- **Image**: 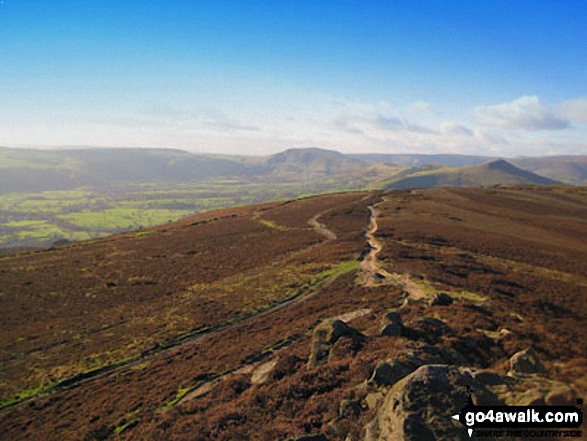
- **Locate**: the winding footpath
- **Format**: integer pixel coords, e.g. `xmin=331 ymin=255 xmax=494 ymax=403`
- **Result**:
xmin=359 ymin=199 xmax=427 ymax=300
xmin=308 ymin=212 xmax=337 ymax=240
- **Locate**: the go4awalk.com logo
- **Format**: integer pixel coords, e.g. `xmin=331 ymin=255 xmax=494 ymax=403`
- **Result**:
xmin=452 ymin=398 xmax=584 ymax=438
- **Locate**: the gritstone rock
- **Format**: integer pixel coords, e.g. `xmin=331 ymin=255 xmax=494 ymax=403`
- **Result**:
xmin=308 ymin=319 xmax=366 ymax=369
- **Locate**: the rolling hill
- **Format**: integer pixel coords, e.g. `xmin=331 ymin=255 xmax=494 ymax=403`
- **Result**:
xmin=0 ymin=148 xmax=252 ymax=194
xmin=509 ymin=155 xmax=587 ymax=185
xmin=384 ymin=159 xmax=559 ymax=189
xmin=349 ymin=153 xmax=494 ymax=168
xmin=352 ymin=153 xmax=587 ymax=185
xmin=0 ymin=186 xmax=585 ymax=440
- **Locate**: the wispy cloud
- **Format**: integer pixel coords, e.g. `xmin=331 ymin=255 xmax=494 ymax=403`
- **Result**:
xmin=375 ymin=116 xmax=436 ymax=134
xmin=474 ymin=96 xmax=569 ymax=130
xmin=439 ymin=122 xmax=473 ymax=137
xmin=94 ymin=106 xmax=260 ymax=133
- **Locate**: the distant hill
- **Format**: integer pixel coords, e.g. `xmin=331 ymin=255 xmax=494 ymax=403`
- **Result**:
xmin=350 ymin=153 xmax=493 ymax=168
xmin=385 ymin=159 xmax=559 ymax=189
xmin=0 ymin=148 xmax=252 ymax=193
xmin=0 ymin=147 xmax=386 ymax=192
xmin=257 ymin=147 xmax=369 ymax=180
xmin=509 ymin=156 xmax=587 ymax=185
xmin=351 ymin=153 xmax=587 ymax=185
xmin=1 ymin=147 xmax=583 ymax=195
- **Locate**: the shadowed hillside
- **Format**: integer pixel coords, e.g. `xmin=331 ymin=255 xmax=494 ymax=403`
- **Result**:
xmin=385 ymin=159 xmax=559 ymax=189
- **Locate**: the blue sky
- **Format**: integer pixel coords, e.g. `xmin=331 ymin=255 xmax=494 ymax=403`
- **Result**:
xmin=1 ymin=0 xmax=586 ymax=156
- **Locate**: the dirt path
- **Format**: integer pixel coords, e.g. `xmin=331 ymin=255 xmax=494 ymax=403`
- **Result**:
xmin=358 ymin=199 xmax=427 ymax=300
xmin=308 ymin=212 xmax=337 ymax=240
xmin=359 ymin=204 xmax=393 ymax=286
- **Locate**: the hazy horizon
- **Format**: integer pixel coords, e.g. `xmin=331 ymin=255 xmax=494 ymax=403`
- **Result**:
xmin=2 ymin=144 xmax=587 ymax=160
xmin=1 ymin=1 xmax=586 ymax=157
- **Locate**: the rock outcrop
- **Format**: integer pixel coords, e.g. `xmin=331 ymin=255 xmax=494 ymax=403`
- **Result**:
xmin=364 ymin=365 xmax=485 ymax=441
xmin=362 ymin=356 xmax=579 ymax=440
xmin=367 ymin=359 xmax=414 ymax=387
xmin=378 ymin=311 xmax=406 ymax=337
xmin=508 ymin=347 xmax=547 ymax=375
xmin=308 ymin=319 xmax=366 ymax=369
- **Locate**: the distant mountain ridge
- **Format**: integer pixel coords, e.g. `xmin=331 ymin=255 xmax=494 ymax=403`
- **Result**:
xmin=385 ymin=159 xmax=559 ymax=189
xmin=0 ymin=146 xmax=584 ymax=194
xmin=352 ymin=152 xmax=587 ymax=185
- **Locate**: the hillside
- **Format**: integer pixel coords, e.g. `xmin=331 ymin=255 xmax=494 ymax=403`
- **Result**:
xmin=1 ymin=186 xmax=586 ymax=440
xmin=509 ymin=156 xmax=587 ymax=185
xmin=352 ymin=153 xmax=587 ymax=185
xmin=0 ymin=148 xmax=252 ymax=194
xmin=350 ymin=153 xmax=493 ymax=168
xmin=385 ymin=159 xmax=559 ymax=189
xmin=0 ymin=147 xmax=382 ymax=193
xmin=258 ymin=147 xmax=370 ymax=180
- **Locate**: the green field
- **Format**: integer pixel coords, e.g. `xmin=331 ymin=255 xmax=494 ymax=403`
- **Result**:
xmin=0 ymin=179 xmax=363 ymax=250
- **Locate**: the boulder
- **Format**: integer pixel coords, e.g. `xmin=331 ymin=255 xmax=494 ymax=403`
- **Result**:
xmin=308 ymin=319 xmax=366 ymax=369
xmin=314 ymin=319 xmax=366 ymax=345
xmin=251 ymin=358 xmax=279 ymax=384
xmin=363 ymin=363 xmax=578 ymax=440
xmin=430 ymin=293 xmax=454 ymax=306
xmin=499 ymin=377 xmax=578 ymax=406
xmin=379 ymin=311 xmax=406 ymax=337
xmin=402 ymin=344 xmax=468 ymax=367
xmin=508 ymin=347 xmax=547 ymax=375
xmin=367 ymin=360 xmax=414 ymax=387
xmin=364 ymin=365 xmax=488 ymax=441
xmin=364 ymin=392 xmax=385 ymax=410
xmin=404 ymin=317 xmax=453 ymax=344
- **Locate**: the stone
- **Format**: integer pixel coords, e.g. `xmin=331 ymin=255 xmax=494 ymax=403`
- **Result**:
xmin=364 ymin=392 xmax=385 ymax=410
xmin=403 ymin=317 xmax=453 ymax=344
xmin=402 ymin=344 xmax=468 ymax=367
xmin=363 ymin=365 xmax=487 ymax=441
xmin=508 ymin=347 xmax=547 ymax=375
xmin=430 ymin=293 xmax=454 ymax=306
xmin=545 ymin=383 xmax=577 ymax=405
xmin=362 ymin=363 xmax=579 ymax=440
xmin=251 ymin=358 xmax=279 ymax=384
xmin=379 ymin=311 xmax=406 ymax=337
xmin=308 ymin=319 xmax=366 ymax=369
xmin=314 ymin=319 xmax=366 ymax=345
xmin=368 ymin=360 xmax=414 ymax=387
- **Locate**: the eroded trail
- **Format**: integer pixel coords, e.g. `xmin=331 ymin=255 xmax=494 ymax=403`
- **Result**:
xmin=359 ymin=198 xmax=427 ymax=300
xmin=359 ymin=204 xmax=393 ymax=286
xmin=308 ymin=212 xmax=337 ymax=240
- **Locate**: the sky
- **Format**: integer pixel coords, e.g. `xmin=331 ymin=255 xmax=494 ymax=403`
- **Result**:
xmin=1 ymin=0 xmax=586 ymax=156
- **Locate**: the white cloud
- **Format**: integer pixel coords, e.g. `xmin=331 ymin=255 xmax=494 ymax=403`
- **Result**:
xmin=375 ymin=116 xmax=436 ymax=134
xmin=474 ymin=95 xmax=569 ymax=130
xmin=473 ymin=129 xmax=509 ymax=145
xmin=439 ymin=122 xmax=473 ymax=137
xmin=556 ymin=98 xmax=587 ymax=122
